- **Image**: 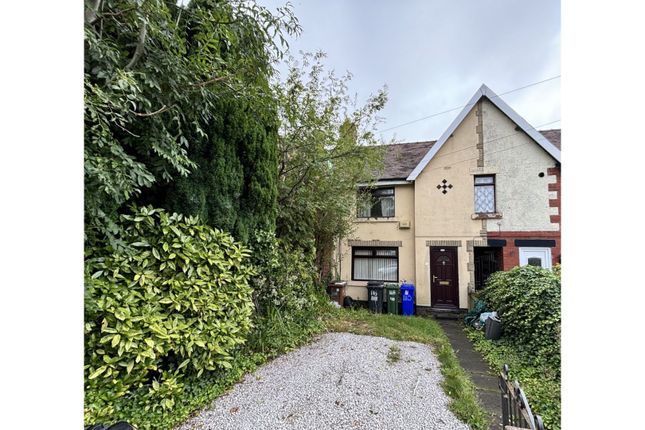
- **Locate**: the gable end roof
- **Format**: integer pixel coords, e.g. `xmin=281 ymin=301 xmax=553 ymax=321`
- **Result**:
xmin=406 ymin=84 xmax=561 ymax=181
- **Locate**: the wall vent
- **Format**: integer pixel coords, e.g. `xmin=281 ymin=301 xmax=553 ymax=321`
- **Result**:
xmin=399 ymin=219 xmax=411 ymax=229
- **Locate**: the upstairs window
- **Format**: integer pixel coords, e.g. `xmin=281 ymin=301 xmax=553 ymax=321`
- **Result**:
xmin=357 ymin=187 xmax=395 ymax=218
xmin=474 ymin=175 xmax=496 ymax=213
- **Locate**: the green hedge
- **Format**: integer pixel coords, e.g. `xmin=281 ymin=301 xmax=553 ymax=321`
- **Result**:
xmin=480 ymin=265 xmax=561 ymax=368
xmin=472 ymin=264 xmax=561 ymax=430
xmin=84 ymin=207 xmax=255 ymax=424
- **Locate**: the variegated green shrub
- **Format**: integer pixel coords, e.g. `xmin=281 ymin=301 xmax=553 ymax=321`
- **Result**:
xmin=481 ymin=265 xmax=561 ymax=369
xmin=84 ymin=207 xmax=254 ymax=422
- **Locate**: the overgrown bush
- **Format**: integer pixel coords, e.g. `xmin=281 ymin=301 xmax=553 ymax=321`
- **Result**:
xmin=91 ymin=348 xmax=262 ymax=430
xmin=248 ymin=231 xmax=321 ymax=318
xmin=84 ymin=207 xmax=255 ymax=424
xmin=481 ymin=265 xmax=561 ymax=367
xmin=247 ymin=302 xmax=328 ymax=360
xmin=245 ymin=230 xmax=330 ymax=356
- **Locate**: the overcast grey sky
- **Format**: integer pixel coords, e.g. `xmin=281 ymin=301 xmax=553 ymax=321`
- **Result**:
xmin=257 ymin=0 xmax=560 ymax=144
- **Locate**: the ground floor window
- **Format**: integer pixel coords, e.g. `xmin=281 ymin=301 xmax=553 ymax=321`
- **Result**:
xmin=519 ymin=247 xmax=552 ymax=270
xmin=352 ymin=247 xmax=398 ymax=281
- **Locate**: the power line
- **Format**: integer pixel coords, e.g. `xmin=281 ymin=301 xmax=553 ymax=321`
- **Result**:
xmin=426 ymin=119 xmax=561 ymax=163
xmin=377 ymin=75 xmax=561 ymax=133
xmin=421 ymin=119 xmax=561 ymax=173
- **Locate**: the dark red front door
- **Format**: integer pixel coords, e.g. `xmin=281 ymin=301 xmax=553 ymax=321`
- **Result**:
xmin=430 ymin=247 xmax=459 ymax=308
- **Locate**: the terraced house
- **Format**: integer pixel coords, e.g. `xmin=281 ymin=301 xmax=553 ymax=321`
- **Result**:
xmin=336 ymin=84 xmax=561 ymax=313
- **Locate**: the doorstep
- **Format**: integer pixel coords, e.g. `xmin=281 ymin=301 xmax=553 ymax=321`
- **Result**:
xmin=423 ymin=306 xmax=466 ymax=319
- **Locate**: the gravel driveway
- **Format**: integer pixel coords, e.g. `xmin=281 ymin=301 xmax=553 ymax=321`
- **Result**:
xmin=177 ymin=332 xmax=470 ymax=430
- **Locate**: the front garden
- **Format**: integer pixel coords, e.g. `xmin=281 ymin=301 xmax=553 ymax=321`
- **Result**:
xmin=466 ymin=265 xmax=561 ymax=430
xmin=85 ymin=224 xmax=488 ymax=430
xmin=325 ymin=308 xmax=490 ymax=430
xmin=84 ymin=208 xmax=331 ymax=429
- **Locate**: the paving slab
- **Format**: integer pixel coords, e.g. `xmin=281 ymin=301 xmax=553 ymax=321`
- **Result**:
xmin=435 ymin=318 xmax=502 ymax=430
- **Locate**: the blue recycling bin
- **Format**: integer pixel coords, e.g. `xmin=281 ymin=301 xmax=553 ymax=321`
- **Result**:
xmin=400 ymin=283 xmax=415 ymax=316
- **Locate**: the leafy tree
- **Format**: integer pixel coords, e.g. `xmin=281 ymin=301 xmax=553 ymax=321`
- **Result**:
xmin=274 ymin=52 xmax=387 ymax=278
xmin=144 ymin=93 xmax=279 ymax=242
xmin=84 ymin=0 xmax=299 ymax=246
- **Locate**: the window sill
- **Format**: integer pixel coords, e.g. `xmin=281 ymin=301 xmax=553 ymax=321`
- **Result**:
xmin=471 ymin=212 xmax=503 ymax=220
xmin=351 ymin=280 xmax=398 ymax=283
xmin=355 ymin=217 xmax=398 ymax=223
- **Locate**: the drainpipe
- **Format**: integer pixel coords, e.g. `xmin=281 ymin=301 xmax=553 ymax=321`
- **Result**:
xmin=337 ymin=237 xmax=342 ymax=280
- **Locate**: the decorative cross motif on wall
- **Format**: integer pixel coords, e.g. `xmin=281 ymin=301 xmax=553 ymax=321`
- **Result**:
xmin=436 ymin=179 xmax=453 ymax=194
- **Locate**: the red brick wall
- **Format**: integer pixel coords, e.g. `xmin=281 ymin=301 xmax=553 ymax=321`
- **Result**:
xmin=487 ymin=231 xmax=561 ymax=270
xmin=547 ymin=166 xmax=561 ymax=226
xmin=486 ymin=164 xmax=561 ymax=270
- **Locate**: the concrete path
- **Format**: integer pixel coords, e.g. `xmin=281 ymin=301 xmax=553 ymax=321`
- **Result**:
xmin=435 ymin=318 xmax=502 ymax=430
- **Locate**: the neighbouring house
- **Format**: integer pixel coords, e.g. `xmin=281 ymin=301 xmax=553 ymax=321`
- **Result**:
xmin=335 ymin=84 xmax=561 ymax=312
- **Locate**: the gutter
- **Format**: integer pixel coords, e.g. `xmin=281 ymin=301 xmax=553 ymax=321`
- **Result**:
xmin=356 ymin=179 xmax=414 ymax=187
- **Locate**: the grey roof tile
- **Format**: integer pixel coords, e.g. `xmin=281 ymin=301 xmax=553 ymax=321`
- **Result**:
xmin=377 ymin=140 xmax=436 ymax=180
xmin=539 ymin=129 xmax=561 ymax=150
xmin=376 ymin=129 xmax=560 ymax=180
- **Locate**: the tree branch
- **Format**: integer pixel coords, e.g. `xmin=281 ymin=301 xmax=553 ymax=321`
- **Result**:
xmin=125 ymin=20 xmax=148 ymax=70
xmin=279 ymin=147 xmax=364 ymax=179
xmin=278 ymin=157 xmax=286 ymax=178
xmin=279 ymin=164 xmax=313 ymax=204
xmin=100 ymin=7 xmax=136 ymax=19
xmin=84 ymin=0 xmax=102 ymax=25
xmin=114 ymin=121 xmax=140 ymax=137
xmin=319 ymin=147 xmax=367 ymax=163
xmin=130 ymin=104 xmax=172 ymax=117
xmin=191 ymin=75 xmax=228 ymax=88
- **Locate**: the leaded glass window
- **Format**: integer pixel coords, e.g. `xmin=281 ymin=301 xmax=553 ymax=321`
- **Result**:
xmin=474 ymin=175 xmax=495 ymax=213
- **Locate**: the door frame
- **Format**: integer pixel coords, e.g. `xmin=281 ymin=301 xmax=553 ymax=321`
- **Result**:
xmin=474 ymin=246 xmax=503 ymax=291
xmin=429 ymin=246 xmax=460 ymax=308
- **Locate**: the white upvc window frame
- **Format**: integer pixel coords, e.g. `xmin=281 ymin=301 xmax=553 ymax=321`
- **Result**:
xmin=518 ymin=247 xmax=552 ymax=270
xmin=351 ymin=247 xmax=399 ymax=282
